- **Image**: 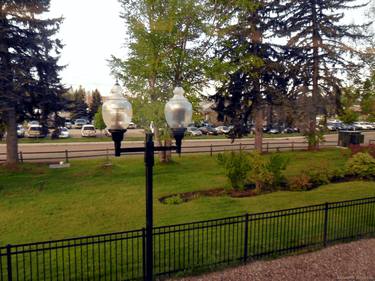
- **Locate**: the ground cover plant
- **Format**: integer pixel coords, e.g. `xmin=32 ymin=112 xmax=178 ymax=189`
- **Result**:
xmin=0 ymin=149 xmax=374 ymax=245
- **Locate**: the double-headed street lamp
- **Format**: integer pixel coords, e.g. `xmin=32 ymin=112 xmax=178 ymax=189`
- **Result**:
xmin=102 ymin=83 xmax=192 ymax=281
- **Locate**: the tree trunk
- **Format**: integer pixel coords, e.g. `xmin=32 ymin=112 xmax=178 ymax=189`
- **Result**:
xmin=6 ymin=107 xmax=18 ymax=164
xmin=254 ymin=105 xmax=263 ymax=153
xmin=309 ymin=0 xmax=319 ymax=150
xmin=164 ymin=139 xmax=172 ymax=161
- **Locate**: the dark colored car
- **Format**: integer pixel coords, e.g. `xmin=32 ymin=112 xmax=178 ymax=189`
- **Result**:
xmin=198 ymin=125 xmax=218 ymax=135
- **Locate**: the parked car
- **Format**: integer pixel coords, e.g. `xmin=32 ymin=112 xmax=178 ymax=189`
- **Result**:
xmin=58 ymin=127 xmax=70 ymax=138
xmin=215 ymin=126 xmax=230 ymax=134
xmin=26 ymin=125 xmax=46 ymax=138
xmin=128 ymin=122 xmax=137 ymax=129
xmin=28 ymin=120 xmax=39 ymax=127
xmin=268 ymin=128 xmax=280 ymax=134
xmin=74 ymin=119 xmax=88 ymax=129
xmin=353 ymin=122 xmax=372 ymax=130
xmin=187 ymin=126 xmax=203 ymax=136
xmin=17 ymin=125 xmax=25 ymax=138
xmin=81 ymin=125 xmax=96 ymax=137
xmin=64 ymin=121 xmax=73 ymax=129
xmin=104 ymin=127 xmax=112 ymax=137
xmin=199 ymin=125 xmax=218 ymax=135
xmin=327 ymin=122 xmax=343 ymax=131
xmin=340 ymin=123 xmax=356 ymax=131
xmin=366 ymin=122 xmax=375 ymax=130
xmin=281 ymin=127 xmax=295 ymax=134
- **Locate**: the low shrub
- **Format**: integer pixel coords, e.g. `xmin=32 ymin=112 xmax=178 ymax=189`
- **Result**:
xmin=288 ymin=174 xmax=312 ymax=191
xmin=248 ymin=152 xmax=289 ymax=192
xmin=345 ymin=152 xmax=375 ymax=179
xmin=329 ymin=168 xmax=346 ymax=182
xmin=307 ymin=168 xmax=331 ymax=186
xmin=267 ymin=154 xmax=289 ymax=187
xmin=217 ymin=150 xmax=251 ymax=189
xmin=164 ymin=195 xmax=184 ymax=205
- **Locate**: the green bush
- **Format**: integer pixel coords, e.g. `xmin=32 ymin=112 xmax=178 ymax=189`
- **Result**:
xmin=288 ymin=174 xmax=312 ymax=191
xmin=345 ymin=152 xmax=375 ymax=179
xmin=307 ymin=168 xmax=331 ymax=186
xmin=217 ymin=151 xmax=251 ymax=189
xmin=248 ymin=152 xmax=289 ymax=192
xmin=267 ymin=154 xmax=289 ymax=187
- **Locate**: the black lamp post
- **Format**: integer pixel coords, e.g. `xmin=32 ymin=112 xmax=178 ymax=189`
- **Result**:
xmin=102 ymin=84 xmax=192 ymax=281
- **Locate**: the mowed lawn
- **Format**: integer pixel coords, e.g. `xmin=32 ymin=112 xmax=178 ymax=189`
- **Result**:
xmin=0 ymin=148 xmax=374 ymax=245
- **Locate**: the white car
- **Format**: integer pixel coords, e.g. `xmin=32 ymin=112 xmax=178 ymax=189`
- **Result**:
xmin=353 ymin=122 xmax=372 ymax=130
xmin=58 ymin=127 xmax=70 ymax=138
xmin=187 ymin=126 xmax=203 ymax=136
xmin=215 ymin=126 xmax=230 ymax=134
xmin=81 ymin=125 xmax=96 ymax=137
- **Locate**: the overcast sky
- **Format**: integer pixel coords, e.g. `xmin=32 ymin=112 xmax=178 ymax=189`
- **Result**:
xmin=49 ymin=0 xmax=127 ymax=96
xmin=48 ymin=0 xmax=372 ymax=97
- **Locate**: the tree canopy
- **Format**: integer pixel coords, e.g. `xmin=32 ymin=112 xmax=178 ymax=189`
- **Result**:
xmin=0 ymin=0 xmax=67 ymax=163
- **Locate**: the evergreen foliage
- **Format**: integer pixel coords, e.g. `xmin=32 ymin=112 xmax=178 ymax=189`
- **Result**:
xmin=0 ymin=0 xmax=67 ymax=163
xmin=89 ymin=89 xmax=102 ymax=117
xmin=277 ymin=0 xmax=371 ymax=148
xmin=94 ymin=106 xmax=106 ymax=131
xmin=69 ymin=86 xmax=89 ymax=121
xmin=208 ymin=0 xmax=289 ymax=151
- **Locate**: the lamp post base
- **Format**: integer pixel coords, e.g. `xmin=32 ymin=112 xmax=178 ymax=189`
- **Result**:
xmin=172 ymin=128 xmax=186 ymax=155
xmin=110 ymin=129 xmax=126 ymax=157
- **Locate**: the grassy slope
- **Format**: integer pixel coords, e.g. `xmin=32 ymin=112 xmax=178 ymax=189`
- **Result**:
xmin=0 ymin=149 xmax=374 ymax=244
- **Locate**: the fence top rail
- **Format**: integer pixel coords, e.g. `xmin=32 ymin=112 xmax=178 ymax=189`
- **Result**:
xmin=1 ymin=227 xmax=144 ymax=249
xmin=2 ymin=196 xmax=374 ymax=250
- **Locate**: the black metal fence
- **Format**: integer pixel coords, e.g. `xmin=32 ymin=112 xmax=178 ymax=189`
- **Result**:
xmin=1 ymin=196 xmax=374 ymax=281
xmin=0 ymin=140 xmax=338 ymax=163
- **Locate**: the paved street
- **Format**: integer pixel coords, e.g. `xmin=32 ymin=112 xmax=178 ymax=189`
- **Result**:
xmin=0 ymin=131 xmax=374 ymax=162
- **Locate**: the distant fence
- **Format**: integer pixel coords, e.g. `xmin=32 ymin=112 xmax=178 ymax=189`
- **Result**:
xmin=1 ymin=196 xmax=374 ymax=281
xmin=0 ymin=140 xmax=338 ymax=163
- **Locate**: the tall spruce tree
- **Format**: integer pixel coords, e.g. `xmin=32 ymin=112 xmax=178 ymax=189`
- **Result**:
xmin=0 ymin=0 xmax=66 ymax=164
xmin=278 ymin=0 xmax=371 ymax=149
xmin=89 ymin=89 xmax=102 ymax=117
xmin=70 ymin=86 xmax=89 ymax=120
xmin=209 ymin=0 xmax=288 ymax=152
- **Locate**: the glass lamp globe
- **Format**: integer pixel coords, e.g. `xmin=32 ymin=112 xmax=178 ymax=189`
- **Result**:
xmin=102 ymin=83 xmax=133 ymax=130
xmin=164 ymin=87 xmax=192 ymax=129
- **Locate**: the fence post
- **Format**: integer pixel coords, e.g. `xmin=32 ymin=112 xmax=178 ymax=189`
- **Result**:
xmin=291 ymin=142 xmax=294 ymax=152
xmin=65 ymin=150 xmax=69 ymax=163
xmin=210 ymin=144 xmax=213 ymax=157
xmin=239 ymin=143 xmax=242 ymax=151
xmin=323 ymin=202 xmax=329 ymax=247
xmin=19 ymin=152 xmax=23 ymax=164
xmin=243 ymin=213 xmax=249 ymax=263
xmin=6 ymin=244 xmax=12 ymax=281
xmin=142 ymin=228 xmax=146 ymax=281
xmin=266 ymin=143 xmax=269 ymax=152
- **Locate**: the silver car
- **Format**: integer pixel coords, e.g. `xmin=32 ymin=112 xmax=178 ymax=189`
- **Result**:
xmin=187 ymin=126 xmax=202 ymax=136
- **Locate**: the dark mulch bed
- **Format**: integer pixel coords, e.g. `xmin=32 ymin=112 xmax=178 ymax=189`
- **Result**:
xmin=159 ymin=185 xmax=259 ymax=204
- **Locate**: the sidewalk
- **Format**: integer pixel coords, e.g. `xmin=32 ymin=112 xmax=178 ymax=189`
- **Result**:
xmin=171 ymin=238 xmax=375 ymax=281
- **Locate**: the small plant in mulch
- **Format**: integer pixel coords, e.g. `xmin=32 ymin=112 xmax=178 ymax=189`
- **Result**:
xmin=163 ymin=195 xmax=184 ymax=205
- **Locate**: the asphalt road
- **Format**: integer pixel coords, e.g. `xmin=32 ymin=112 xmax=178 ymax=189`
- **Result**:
xmin=1 ymin=131 xmax=374 ymax=162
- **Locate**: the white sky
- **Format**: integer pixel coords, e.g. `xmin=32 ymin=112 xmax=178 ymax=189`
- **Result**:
xmin=48 ymin=0 xmax=127 ymax=96
xmin=48 ymin=0 xmax=372 ymax=97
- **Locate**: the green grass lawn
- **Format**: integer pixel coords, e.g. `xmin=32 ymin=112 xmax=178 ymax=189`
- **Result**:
xmin=0 ymin=148 xmax=374 ymax=245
